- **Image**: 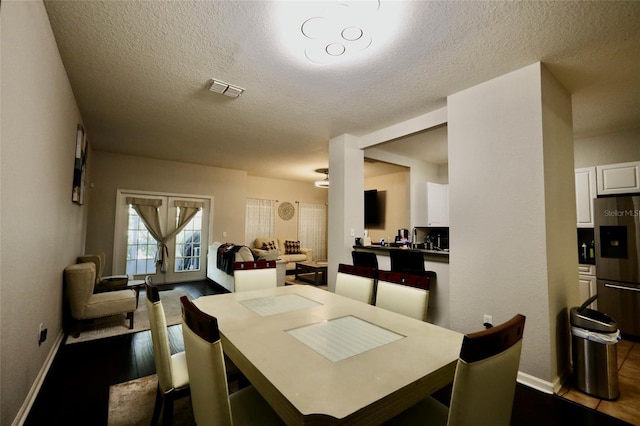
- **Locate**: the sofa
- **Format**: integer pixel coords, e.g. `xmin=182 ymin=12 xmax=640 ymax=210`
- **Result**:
xmin=206 ymin=242 xmax=255 ymax=292
xmin=250 ymin=237 xmax=312 ymax=271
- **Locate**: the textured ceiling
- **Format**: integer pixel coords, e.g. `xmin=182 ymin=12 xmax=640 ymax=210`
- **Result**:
xmin=43 ymin=1 xmax=640 ymax=183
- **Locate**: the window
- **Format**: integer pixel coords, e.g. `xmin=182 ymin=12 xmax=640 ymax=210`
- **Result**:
xmin=175 ymin=209 xmax=202 ymax=272
xmin=126 ymin=206 xmax=157 ymax=275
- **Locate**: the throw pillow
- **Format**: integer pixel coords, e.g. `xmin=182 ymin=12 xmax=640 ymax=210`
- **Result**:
xmin=284 ymin=240 xmax=302 ymax=254
xmin=262 ymin=241 xmax=277 ymax=251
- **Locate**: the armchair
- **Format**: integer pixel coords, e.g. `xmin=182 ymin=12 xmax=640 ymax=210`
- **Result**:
xmin=77 ymin=252 xmax=128 ymax=293
xmin=64 ymin=262 xmax=137 ymax=338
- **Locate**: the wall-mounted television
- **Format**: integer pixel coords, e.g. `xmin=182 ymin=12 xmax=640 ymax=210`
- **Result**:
xmin=365 ymin=189 xmax=382 ymax=228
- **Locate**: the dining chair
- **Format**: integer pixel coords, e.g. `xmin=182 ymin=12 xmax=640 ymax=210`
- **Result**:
xmin=386 ymin=314 xmax=526 ymax=426
xmin=334 ymin=264 xmax=377 ymax=304
xmin=375 ymin=270 xmax=430 ymax=321
xmin=352 ymin=250 xmax=379 ymax=269
xmin=233 ymin=260 xmax=277 ymax=292
xmin=145 ymin=282 xmax=190 ymax=425
xmin=180 ymin=296 xmax=284 ymax=426
xmin=389 ymin=249 xmax=426 ymax=276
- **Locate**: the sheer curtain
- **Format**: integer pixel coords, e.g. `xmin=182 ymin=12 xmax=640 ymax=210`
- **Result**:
xmin=245 ymin=198 xmax=276 ymax=246
xmin=298 ymin=202 xmax=327 ymax=260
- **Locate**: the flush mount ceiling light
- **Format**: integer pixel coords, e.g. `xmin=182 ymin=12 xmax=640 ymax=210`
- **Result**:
xmin=209 ymin=79 xmax=245 ymax=98
xmin=314 ymin=168 xmax=330 ymax=188
xmin=274 ymin=1 xmax=406 ymax=66
xmin=301 ymin=1 xmax=377 ymax=64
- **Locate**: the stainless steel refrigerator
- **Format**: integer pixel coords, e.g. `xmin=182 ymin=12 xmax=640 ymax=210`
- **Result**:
xmin=595 ymin=195 xmax=640 ymax=338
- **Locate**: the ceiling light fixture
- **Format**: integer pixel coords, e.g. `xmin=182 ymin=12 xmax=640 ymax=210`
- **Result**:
xmin=209 ymin=79 xmax=245 ymax=98
xmin=314 ymin=168 xmax=330 ymax=188
xmin=300 ymin=1 xmax=378 ymax=64
xmin=275 ymin=1 xmax=406 ymax=67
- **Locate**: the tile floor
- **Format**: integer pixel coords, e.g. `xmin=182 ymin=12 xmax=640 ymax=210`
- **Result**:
xmin=559 ymin=339 xmax=640 ymax=425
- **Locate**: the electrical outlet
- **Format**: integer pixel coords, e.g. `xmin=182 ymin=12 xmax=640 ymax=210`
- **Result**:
xmin=483 ymin=315 xmax=493 ymax=326
xmin=38 ymin=323 xmax=47 ymax=346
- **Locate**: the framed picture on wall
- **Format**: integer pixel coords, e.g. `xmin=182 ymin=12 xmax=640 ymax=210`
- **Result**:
xmin=72 ymin=124 xmax=88 ymax=205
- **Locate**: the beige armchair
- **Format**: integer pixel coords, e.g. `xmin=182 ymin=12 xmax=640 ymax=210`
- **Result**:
xmin=64 ymin=262 xmax=137 ymax=338
xmin=77 ymin=252 xmax=128 ymax=293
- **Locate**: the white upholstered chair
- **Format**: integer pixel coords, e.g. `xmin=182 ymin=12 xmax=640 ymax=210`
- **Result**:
xmin=63 ymin=262 xmax=137 ymax=337
xmin=375 ymin=270 xmax=430 ymax=321
xmin=146 ymin=282 xmax=190 ymax=425
xmin=233 ymin=260 xmax=277 ymax=292
xmin=334 ymin=264 xmax=376 ymax=304
xmin=386 ymin=314 xmax=526 ymax=426
xmin=180 ymin=296 xmax=284 ymax=426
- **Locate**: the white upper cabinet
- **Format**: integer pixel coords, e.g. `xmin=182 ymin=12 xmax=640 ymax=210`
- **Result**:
xmin=575 ymin=167 xmax=596 ymax=228
xmin=413 ymin=182 xmax=449 ymax=227
xmin=427 ymin=182 xmax=449 ymax=226
xmin=596 ymin=161 xmax=640 ymax=195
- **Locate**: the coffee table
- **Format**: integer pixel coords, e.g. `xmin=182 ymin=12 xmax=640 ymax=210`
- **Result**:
xmin=295 ymin=260 xmax=328 ymax=286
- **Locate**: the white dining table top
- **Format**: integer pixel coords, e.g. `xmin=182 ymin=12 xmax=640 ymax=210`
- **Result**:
xmin=193 ymin=285 xmax=463 ymax=425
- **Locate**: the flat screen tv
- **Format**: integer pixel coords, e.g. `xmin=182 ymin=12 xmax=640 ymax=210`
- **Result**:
xmin=364 ymin=189 xmax=380 ymax=227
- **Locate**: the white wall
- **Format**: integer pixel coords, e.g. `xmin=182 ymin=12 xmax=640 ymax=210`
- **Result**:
xmin=246 ymin=175 xmax=328 ymax=250
xmin=448 ymin=62 xmax=576 ymax=390
xmin=1 ymin=2 xmax=88 ymax=423
xmin=364 ymin=171 xmax=409 ymax=243
xmin=574 ymin=127 xmax=640 ymax=167
xmin=86 ymin=151 xmax=248 ymax=275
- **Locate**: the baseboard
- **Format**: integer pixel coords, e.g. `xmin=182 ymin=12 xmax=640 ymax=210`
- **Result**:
xmin=12 ymin=330 xmax=64 ymax=426
xmin=517 ymin=371 xmax=555 ymax=394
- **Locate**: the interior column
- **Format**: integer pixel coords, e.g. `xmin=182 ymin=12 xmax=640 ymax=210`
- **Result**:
xmin=327 ymin=134 xmax=365 ymax=292
xmin=447 ymin=62 xmax=577 ymax=391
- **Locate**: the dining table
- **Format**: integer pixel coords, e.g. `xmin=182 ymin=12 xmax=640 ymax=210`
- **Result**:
xmin=193 ymin=284 xmax=463 ymax=425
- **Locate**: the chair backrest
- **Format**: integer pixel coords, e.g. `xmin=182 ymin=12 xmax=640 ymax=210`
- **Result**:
xmin=77 ymin=252 xmax=105 ymax=283
xmin=64 ymin=262 xmax=96 ymax=318
xmin=145 ymin=283 xmax=174 ymax=394
xmin=335 ymin=264 xmax=376 ymax=304
xmin=180 ymin=296 xmax=233 ymax=426
xmin=233 ymin=261 xmax=277 ymax=292
xmin=389 ymin=250 xmax=425 ymax=276
xmin=352 ymin=251 xmax=378 ymax=269
xmin=375 ymin=271 xmax=430 ymax=321
xmin=447 ymin=314 xmax=526 ymax=426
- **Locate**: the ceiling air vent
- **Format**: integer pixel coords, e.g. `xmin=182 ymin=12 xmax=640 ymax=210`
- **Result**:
xmin=209 ymin=79 xmax=244 ymax=98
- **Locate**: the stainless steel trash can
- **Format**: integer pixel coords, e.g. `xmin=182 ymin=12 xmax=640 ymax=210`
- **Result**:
xmin=570 ymin=295 xmax=620 ymax=400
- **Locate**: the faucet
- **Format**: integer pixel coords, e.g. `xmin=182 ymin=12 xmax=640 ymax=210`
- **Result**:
xmin=412 ymin=227 xmax=417 ymax=249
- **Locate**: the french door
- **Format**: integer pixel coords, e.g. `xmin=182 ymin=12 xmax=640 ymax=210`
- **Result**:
xmin=113 ymin=190 xmax=212 ymax=284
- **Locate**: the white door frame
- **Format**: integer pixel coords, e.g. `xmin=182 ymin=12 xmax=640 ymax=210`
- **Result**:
xmin=113 ymin=189 xmax=214 ymax=283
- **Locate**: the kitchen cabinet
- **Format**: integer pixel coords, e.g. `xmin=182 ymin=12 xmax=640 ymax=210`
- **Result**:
xmin=575 ymin=167 xmax=596 ymax=228
xmin=413 ymin=182 xmax=449 ymax=227
xmin=578 ymin=264 xmax=597 ymax=310
xmin=596 ymin=161 xmax=640 ymax=195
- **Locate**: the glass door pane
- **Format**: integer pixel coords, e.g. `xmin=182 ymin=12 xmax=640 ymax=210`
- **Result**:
xmin=126 ymin=206 xmax=158 ymax=276
xmin=174 ymin=209 xmax=202 ymax=272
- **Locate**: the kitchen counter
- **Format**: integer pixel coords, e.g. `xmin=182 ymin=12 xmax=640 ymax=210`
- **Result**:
xmin=352 ymin=245 xmax=450 ymax=327
xmin=353 ymin=245 xmax=449 ymax=263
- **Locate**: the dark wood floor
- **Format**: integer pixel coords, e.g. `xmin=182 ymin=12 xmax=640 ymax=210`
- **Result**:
xmin=26 ymin=280 xmax=631 ymax=425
